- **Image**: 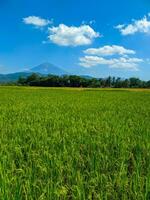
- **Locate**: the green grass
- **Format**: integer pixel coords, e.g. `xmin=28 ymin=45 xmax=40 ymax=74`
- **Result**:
xmin=0 ymin=87 xmax=150 ymax=200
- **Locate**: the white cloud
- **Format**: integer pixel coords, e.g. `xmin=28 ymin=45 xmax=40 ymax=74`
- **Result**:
xmin=84 ymin=45 xmax=135 ymax=56
xmin=79 ymin=55 xmax=143 ymax=71
xmin=89 ymin=20 xmax=96 ymax=25
xmin=82 ymin=20 xmax=96 ymax=25
xmin=23 ymin=16 xmax=52 ymax=27
xmin=80 ymin=56 xmax=112 ymax=67
xmin=116 ymin=14 xmax=150 ymax=35
xmin=80 ymin=45 xmax=142 ymax=71
xmin=48 ymin=24 xmax=100 ymax=46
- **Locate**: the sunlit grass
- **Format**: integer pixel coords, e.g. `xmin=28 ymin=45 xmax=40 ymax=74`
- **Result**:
xmin=0 ymin=87 xmax=150 ymax=199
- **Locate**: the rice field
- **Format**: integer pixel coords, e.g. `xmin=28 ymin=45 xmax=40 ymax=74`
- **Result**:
xmin=0 ymin=86 xmax=150 ymax=200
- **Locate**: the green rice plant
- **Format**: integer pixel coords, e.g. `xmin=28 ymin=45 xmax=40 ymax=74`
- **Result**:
xmin=0 ymin=87 xmax=150 ymax=199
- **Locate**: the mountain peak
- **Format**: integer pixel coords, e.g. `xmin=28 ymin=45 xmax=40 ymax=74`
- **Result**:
xmin=30 ymin=62 xmax=67 ymax=75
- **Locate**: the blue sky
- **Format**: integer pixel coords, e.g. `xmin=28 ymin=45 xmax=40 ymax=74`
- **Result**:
xmin=0 ymin=0 xmax=150 ymax=79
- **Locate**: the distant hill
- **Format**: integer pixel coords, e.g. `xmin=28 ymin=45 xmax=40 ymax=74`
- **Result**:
xmin=0 ymin=63 xmax=95 ymax=83
xmin=0 ymin=72 xmax=31 ymax=83
xmin=28 ymin=63 xmax=67 ymax=75
xmin=81 ymin=75 xmax=94 ymax=79
xmin=0 ymin=63 xmax=69 ymax=83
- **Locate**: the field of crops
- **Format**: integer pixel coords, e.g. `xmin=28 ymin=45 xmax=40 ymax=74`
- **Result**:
xmin=0 ymin=87 xmax=150 ymax=199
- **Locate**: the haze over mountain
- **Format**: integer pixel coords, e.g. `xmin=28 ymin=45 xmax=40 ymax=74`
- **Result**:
xmin=28 ymin=63 xmax=67 ymax=75
xmin=0 ymin=72 xmax=31 ymax=83
xmin=0 ymin=62 xmax=93 ymax=83
xmin=0 ymin=61 xmax=146 ymax=83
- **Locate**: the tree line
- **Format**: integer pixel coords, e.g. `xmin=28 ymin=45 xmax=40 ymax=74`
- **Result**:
xmin=17 ymin=73 xmax=150 ymax=88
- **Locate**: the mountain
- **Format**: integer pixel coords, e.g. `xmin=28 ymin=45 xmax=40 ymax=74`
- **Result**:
xmin=0 ymin=63 xmax=68 ymax=83
xmin=0 ymin=72 xmax=31 ymax=83
xmin=0 ymin=63 xmax=94 ymax=83
xmin=29 ymin=63 xmax=67 ymax=75
xmin=81 ymin=75 xmax=94 ymax=79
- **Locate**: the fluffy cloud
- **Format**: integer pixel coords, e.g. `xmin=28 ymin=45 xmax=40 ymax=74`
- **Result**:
xmin=48 ymin=24 xmax=100 ymax=46
xmin=84 ymin=45 xmax=135 ymax=56
xmin=116 ymin=14 xmax=150 ymax=35
xmin=79 ymin=55 xmax=143 ymax=71
xmin=23 ymin=16 xmax=52 ymax=27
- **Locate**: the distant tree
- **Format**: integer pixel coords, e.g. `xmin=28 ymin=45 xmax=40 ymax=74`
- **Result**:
xmin=146 ymin=80 xmax=150 ymax=88
xmin=61 ymin=75 xmax=70 ymax=87
xmin=129 ymin=78 xmax=142 ymax=88
xmin=114 ymin=77 xmax=122 ymax=88
xmin=26 ymin=73 xmax=40 ymax=85
xmin=105 ymin=76 xmax=112 ymax=87
xmin=69 ymin=75 xmax=82 ymax=87
xmin=110 ymin=77 xmax=116 ymax=88
xmin=122 ymin=79 xmax=130 ymax=88
xmin=89 ymin=78 xmax=100 ymax=88
xmin=16 ymin=74 xmax=150 ymax=88
xmin=18 ymin=76 xmax=26 ymax=85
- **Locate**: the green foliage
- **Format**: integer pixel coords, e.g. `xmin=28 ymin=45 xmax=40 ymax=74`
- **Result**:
xmin=0 ymin=87 xmax=150 ymax=199
xmin=17 ymin=73 xmax=150 ymax=88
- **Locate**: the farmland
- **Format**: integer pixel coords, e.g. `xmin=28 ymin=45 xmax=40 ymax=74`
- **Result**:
xmin=0 ymin=87 xmax=150 ymax=199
